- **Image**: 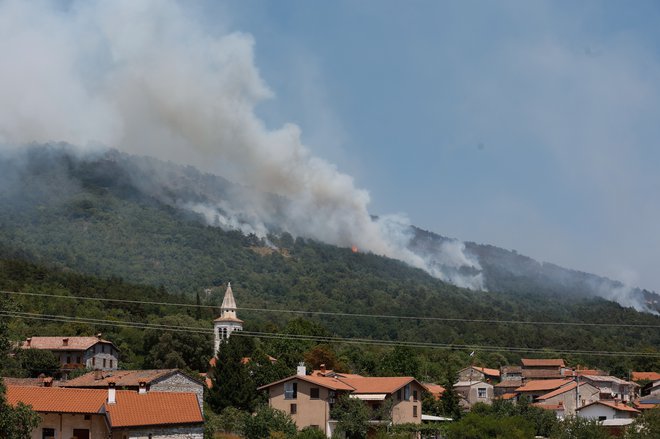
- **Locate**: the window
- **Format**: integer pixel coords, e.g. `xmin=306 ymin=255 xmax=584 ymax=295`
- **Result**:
xmin=478 ymin=388 xmax=487 ymax=398
xmin=66 ymin=356 xmax=71 ymax=364
xmin=284 ymin=382 xmax=298 ymax=399
xmin=413 ymin=405 xmax=418 ymax=417
xmin=310 ymin=387 xmax=320 ymax=399
xmin=77 ymin=356 xmax=81 ymax=364
xmin=310 ymin=425 xmax=320 ymax=430
xmin=84 ymin=415 xmax=91 ymax=420
xmin=42 ymin=428 xmax=55 ymax=439
xmin=109 ymin=360 xmax=113 ymax=368
xmin=103 ymin=358 xmax=107 ymax=368
xmin=290 ymin=404 xmax=297 ymax=414
xmin=413 ymin=390 xmax=418 ymax=401
xmin=404 ymin=384 xmax=411 ymax=400
xmin=396 ymin=389 xmax=402 ymax=400
xmin=92 ymin=357 xmax=95 ymax=367
xmin=598 ymin=416 xmax=607 ymax=421
xmin=102 ymin=345 xmax=106 ymax=353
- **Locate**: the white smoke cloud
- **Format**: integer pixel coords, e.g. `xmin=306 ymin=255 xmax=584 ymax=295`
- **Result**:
xmin=0 ymin=0 xmax=483 ymax=289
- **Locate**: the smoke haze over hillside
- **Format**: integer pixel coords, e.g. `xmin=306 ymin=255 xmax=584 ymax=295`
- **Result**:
xmin=0 ymin=0 xmax=484 ymax=289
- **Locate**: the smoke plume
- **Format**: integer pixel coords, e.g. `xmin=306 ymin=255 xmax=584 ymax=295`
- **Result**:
xmin=0 ymin=0 xmax=483 ymax=289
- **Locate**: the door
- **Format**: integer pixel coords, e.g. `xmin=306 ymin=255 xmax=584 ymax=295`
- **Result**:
xmin=72 ymin=429 xmax=90 ymax=439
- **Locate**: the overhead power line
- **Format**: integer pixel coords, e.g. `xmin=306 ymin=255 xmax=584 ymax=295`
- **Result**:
xmin=2 ymin=290 xmax=659 ymax=329
xmin=2 ymin=310 xmax=659 ymax=358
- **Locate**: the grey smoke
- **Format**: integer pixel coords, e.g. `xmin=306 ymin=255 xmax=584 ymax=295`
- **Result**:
xmin=0 ymin=0 xmax=484 ymax=289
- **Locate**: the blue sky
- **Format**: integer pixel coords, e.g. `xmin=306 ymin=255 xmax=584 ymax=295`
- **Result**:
xmin=206 ymin=1 xmax=660 ymax=290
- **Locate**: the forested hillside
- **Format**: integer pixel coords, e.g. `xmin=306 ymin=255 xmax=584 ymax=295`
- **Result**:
xmin=1 ymin=145 xmax=659 ymax=375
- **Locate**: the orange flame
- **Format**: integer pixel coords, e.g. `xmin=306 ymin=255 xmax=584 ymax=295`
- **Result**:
xmin=351 ymin=245 xmax=358 ymax=253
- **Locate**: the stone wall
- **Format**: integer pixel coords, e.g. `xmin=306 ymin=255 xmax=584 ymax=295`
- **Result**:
xmin=151 ymin=373 xmax=204 ymax=413
xmin=111 ymin=426 xmax=204 ymax=439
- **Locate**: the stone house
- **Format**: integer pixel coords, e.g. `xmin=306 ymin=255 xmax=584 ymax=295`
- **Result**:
xmin=580 ymin=375 xmax=639 ymax=402
xmin=6 ymin=384 xmax=203 ymax=439
xmin=62 ymin=369 xmax=205 ymax=412
xmin=520 ymin=358 xmax=571 ymax=381
xmin=21 ymin=335 xmax=119 ymax=371
xmin=453 ymin=381 xmax=494 ymax=409
xmin=457 ymin=366 xmax=500 ymax=384
xmin=514 ymin=378 xmax=574 ymax=401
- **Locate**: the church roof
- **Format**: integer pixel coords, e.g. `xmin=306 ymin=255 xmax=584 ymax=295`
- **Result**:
xmin=221 ymin=283 xmax=237 ymax=310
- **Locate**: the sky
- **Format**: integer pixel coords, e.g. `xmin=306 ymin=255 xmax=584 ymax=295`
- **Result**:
xmin=206 ymin=0 xmax=660 ymax=291
xmin=1 ymin=0 xmax=659 ymax=293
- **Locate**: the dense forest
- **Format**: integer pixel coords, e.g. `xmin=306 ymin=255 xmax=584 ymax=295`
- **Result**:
xmin=0 ymin=145 xmax=659 ymax=377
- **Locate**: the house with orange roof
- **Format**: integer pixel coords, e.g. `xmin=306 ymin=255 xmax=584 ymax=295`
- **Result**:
xmin=514 ymin=378 xmax=574 ymax=401
xmin=630 ymin=371 xmax=660 ymax=382
xmin=458 ymin=366 xmax=501 ymax=384
xmin=520 ymin=358 xmax=572 ymax=381
xmin=61 ymin=369 xmax=205 ymax=412
xmin=576 ymin=400 xmax=640 ymax=431
xmin=422 ymin=382 xmax=445 ymax=400
xmin=6 ymin=384 xmax=203 ymax=439
xmin=534 ymin=381 xmax=600 ymax=416
xmin=632 ymin=395 xmax=660 ymax=411
xmin=20 ymin=334 xmax=119 ymax=371
xmin=258 ymin=364 xmax=424 ymax=437
xmin=494 ymin=379 xmax=523 ymax=398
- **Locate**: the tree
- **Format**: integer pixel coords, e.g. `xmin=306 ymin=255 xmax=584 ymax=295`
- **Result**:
xmin=330 ymin=394 xmax=371 ymax=439
xmin=296 ymin=426 xmax=327 ymax=439
xmin=444 ymin=412 xmax=535 ymax=439
xmin=242 ymin=405 xmax=297 ymax=439
xmin=206 ymin=336 xmax=258 ymax=412
xmin=439 ymin=365 xmax=462 ymax=420
xmin=15 ymin=349 xmax=60 ymax=378
xmin=550 ymin=416 xmax=613 ymax=439
xmin=625 ymin=408 xmax=660 ymax=439
xmin=0 ymin=296 xmax=41 ymax=439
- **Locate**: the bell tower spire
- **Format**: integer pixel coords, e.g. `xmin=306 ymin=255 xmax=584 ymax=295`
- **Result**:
xmin=213 ymin=282 xmax=244 ymax=355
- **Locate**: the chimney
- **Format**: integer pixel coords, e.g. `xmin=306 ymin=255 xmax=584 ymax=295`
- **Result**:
xmin=96 ymin=333 xmax=102 ymax=340
xmin=43 ymin=377 xmax=53 ymax=388
xmin=297 ymin=362 xmax=306 ymax=377
xmin=320 ymin=364 xmax=326 ymax=374
xmin=94 ymin=370 xmax=103 ymax=381
xmin=138 ymin=381 xmax=147 ymax=395
xmin=26 ymin=337 xmax=31 ymax=347
xmin=62 ymin=338 xmax=69 ymax=347
xmin=107 ymin=381 xmax=116 ymax=404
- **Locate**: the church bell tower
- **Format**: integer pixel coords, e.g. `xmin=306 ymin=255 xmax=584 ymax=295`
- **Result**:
xmin=213 ymin=282 xmax=244 ymax=355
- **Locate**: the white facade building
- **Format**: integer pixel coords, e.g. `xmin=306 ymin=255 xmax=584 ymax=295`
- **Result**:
xmin=213 ymin=282 xmax=244 ymax=355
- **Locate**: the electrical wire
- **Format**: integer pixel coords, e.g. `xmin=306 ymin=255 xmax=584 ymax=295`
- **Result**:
xmin=3 ymin=290 xmax=659 ymax=329
xmin=2 ymin=310 xmax=659 ymax=358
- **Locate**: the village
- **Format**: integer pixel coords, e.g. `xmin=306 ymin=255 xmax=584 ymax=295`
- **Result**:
xmin=3 ymin=284 xmax=660 ymax=439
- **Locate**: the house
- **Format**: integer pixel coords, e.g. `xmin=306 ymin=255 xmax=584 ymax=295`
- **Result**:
xmin=61 ymin=369 xmax=205 ymax=412
xmin=494 ymin=379 xmax=522 ymax=398
xmin=579 ymin=375 xmax=638 ymax=402
xmin=576 ymin=400 xmax=640 ymax=432
xmin=500 ymin=365 xmax=523 ymax=382
xmin=21 ymin=335 xmax=119 ymax=371
xmin=457 ymin=366 xmax=500 ymax=384
xmin=6 ymin=384 xmax=204 ymax=439
xmin=630 ymin=371 xmax=660 ymax=383
xmin=422 ymin=382 xmax=445 ymax=400
xmin=514 ymin=378 xmax=574 ymax=401
xmin=258 ymin=366 xmax=425 ymax=438
xmin=534 ymin=381 xmax=600 ymax=416
xmin=520 ymin=358 xmax=571 ymax=381
xmin=632 ymin=395 xmax=660 ymax=411
xmin=453 ymin=381 xmax=494 ymax=409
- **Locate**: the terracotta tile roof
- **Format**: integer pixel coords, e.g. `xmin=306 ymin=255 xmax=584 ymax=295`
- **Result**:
xmin=104 ymin=391 xmax=203 ymax=427
xmin=501 ymin=392 xmax=517 ymax=400
xmin=533 ymin=402 xmax=565 ymax=411
xmin=521 ymin=358 xmax=565 ymax=367
xmin=522 ymin=370 xmax=568 ymax=380
xmin=6 ymin=386 xmax=106 ymax=413
xmin=2 ymin=377 xmax=58 ymax=387
xmin=577 ymin=400 xmax=640 ymax=414
xmin=501 ymin=366 xmax=522 ymax=373
xmin=63 ymin=369 xmax=182 ymax=388
xmin=633 ymin=399 xmax=660 ymax=410
xmin=631 ymin=372 xmax=660 ymax=382
xmin=575 ymin=368 xmax=606 ymax=376
xmin=22 ymin=336 xmax=117 ymax=351
xmin=422 ymin=383 xmax=445 ymax=398
xmin=495 ymin=379 xmax=522 ymax=388
xmin=473 ymin=366 xmax=501 ymax=377
xmin=339 ymin=377 xmax=417 ymax=394
xmin=516 ymin=379 xmax=573 ymax=393
xmin=537 ymin=382 xmax=587 ymax=400
xmin=257 ymin=374 xmax=355 ymax=392
xmin=7 ymin=386 xmax=203 ymax=427
xmin=580 ymin=375 xmax=637 ymax=386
